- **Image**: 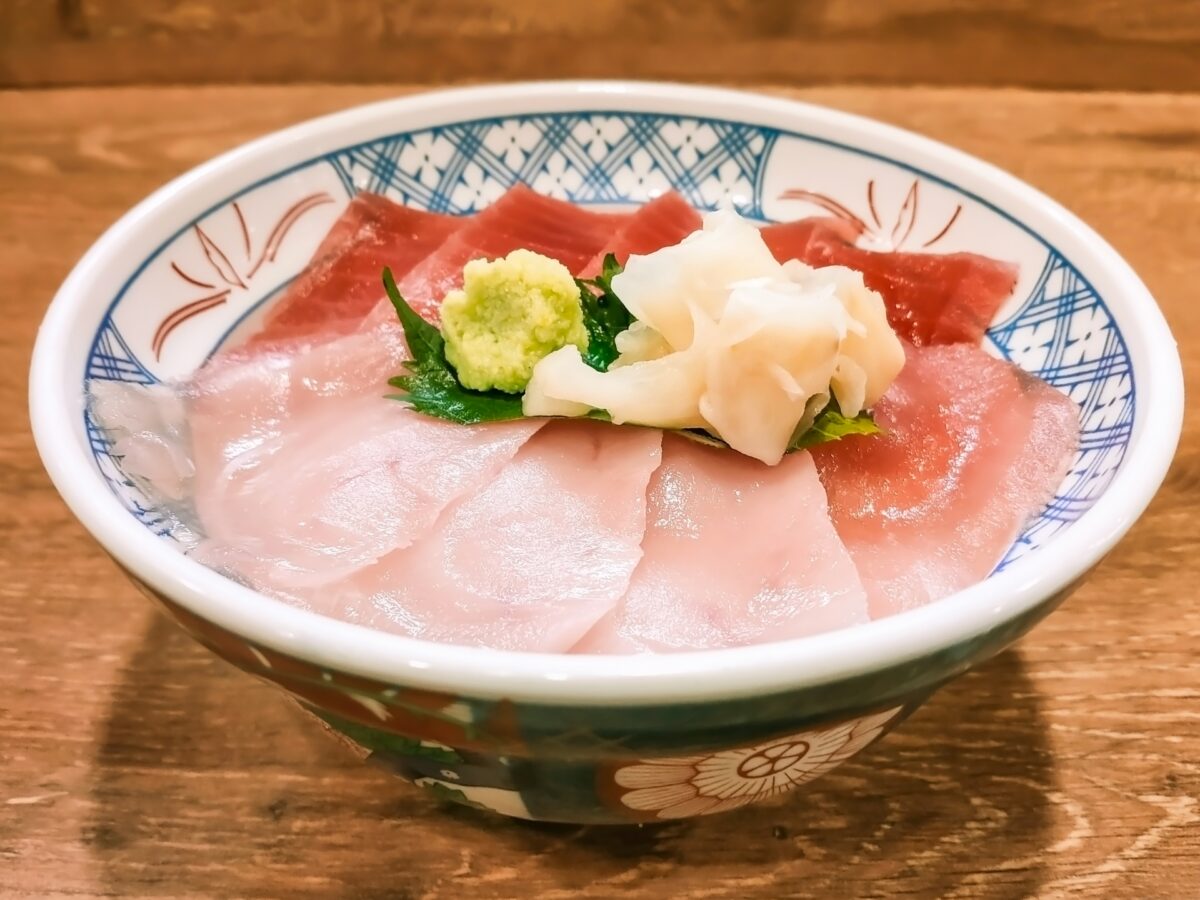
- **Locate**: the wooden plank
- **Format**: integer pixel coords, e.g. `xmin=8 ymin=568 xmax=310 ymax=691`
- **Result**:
xmin=1 ymin=84 xmax=1199 ymax=897
xmin=1 ymin=1 xmax=1199 ymax=91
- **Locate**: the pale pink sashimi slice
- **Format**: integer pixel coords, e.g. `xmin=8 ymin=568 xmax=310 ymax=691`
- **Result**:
xmin=362 ymin=184 xmax=632 ymax=326
xmin=246 ymin=193 xmax=463 ymax=348
xmin=319 ymin=420 xmax=663 ymax=652
xmin=574 ymin=436 xmax=869 ymax=654
xmin=578 ymin=192 xmax=703 ymax=277
xmin=761 ymin=217 xmax=1018 ymax=346
xmin=186 ymin=328 xmax=542 ymax=591
xmin=811 ymin=343 xmax=1079 ymax=618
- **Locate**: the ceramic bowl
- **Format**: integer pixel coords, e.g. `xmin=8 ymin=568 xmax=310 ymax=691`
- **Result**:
xmin=30 ymin=82 xmax=1182 ymax=824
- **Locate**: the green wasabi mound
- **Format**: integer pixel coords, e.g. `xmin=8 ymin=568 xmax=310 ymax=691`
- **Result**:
xmin=441 ymin=249 xmax=589 ymax=393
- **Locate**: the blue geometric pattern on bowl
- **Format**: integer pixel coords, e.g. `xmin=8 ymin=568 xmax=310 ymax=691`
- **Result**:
xmin=83 ymin=111 xmax=1133 ymax=567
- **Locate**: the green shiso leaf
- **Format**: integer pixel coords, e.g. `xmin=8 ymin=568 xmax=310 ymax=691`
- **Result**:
xmin=575 ymin=253 xmax=633 ymax=372
xmin=384 ymin=267 xmax=445 ymax=368
xmin=383 ymin=267 xmax=525 ymax=424
xmin=790 ymin=404 xmax=884 ymax=451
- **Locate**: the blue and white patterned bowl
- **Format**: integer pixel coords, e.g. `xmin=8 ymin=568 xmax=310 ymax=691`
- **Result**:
xmin=30 ymin=83 xmax=1182 ymax=823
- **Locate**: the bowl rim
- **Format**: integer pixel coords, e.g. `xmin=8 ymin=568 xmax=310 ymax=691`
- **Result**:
xmin=29 ymin=80 xmax=1184 ymax=705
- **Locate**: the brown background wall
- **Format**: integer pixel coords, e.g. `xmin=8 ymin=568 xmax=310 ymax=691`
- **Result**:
xmin=2 ymin=0 xmax=1199 ymax=91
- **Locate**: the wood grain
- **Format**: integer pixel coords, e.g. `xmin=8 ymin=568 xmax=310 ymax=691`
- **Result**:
xmin=1 ymin=1 xmax=1199 ymax=92
xmin=1 ymin=84 xmax=1198 ymax=898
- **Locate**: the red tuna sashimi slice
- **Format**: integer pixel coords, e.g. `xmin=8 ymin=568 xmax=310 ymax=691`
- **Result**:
xmin=245 ymin=193 xmax=463 ymax=347
xmin=574 ymin=436 xmax=869 ymax=654
xmin=363 ymin=184 xmax=632 ymax=326
xmin=811 ymin=343 xmax=1079 ymax=618
xmin=761 ymin=218 xmax=1018 ymax=346
xmin=578 ymin=192 xmax=703 ymax=277
xmin=320 ymin=420 xmax=663 ymax=652
xmin=186 ymin=329 xmax=542 ymax=592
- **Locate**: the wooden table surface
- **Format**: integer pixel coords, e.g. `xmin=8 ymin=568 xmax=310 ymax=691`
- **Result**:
xmin=1 ymin=84 xmax=1197 ymax=899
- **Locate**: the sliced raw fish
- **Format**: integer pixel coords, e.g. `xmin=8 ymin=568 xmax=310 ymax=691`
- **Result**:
xmin=811 ymin=342 xmax=1079 ymax=618
xmin=247 ymin=193 xmax=462 ymax=347
xmin=185 ymin=328 xmax=543 ymax=591
xmin=87 ymin=381 xmax=204 ymax=545
xmin=578 ymin=192 xmax=702 ymax=277
xmin=575 ymin=435 xmax=869 ymax=653
xmin=89 ymin=380 xmax=196 ymax=504
xmin=319 ymin=420 xmax=663 ymax=652
xmin=363 ymin=184 xmax=631 ymax=325
xmin=761 ymin=218 xmax=1018 ymax=346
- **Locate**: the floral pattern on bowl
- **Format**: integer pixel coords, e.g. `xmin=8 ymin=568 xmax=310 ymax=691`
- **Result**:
xmin=601 ymin=706 xmax=904 ymax=820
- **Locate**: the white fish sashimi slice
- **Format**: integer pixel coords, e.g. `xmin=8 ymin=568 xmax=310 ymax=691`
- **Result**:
xmin=574 ymin=435 xmax=869 ymax=654
xmin=91 ymin=321 xmax=546 ymax=600
xmin=191 ymin=396 xmax=542 ymax=590
xmin=89 ymin=380 xmax=195 ymax=503
xmin=184 ymin=329 xmax=543 ymax=590
xmin=88 ymin=380 xmax=204 ymax=544
xmin=323 ymin=420 xmax=663 ymax=652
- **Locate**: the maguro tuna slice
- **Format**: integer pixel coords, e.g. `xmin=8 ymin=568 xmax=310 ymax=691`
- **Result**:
xmin=185 ymin=328 xmax=542 ymax=593
xmin=761 ymin=217 xmax=1018 ymax=346
xmin=578 ymin=191 xmax=703 ymax=277
xmin=364 ymin=184 xmax=632 ymax=326
xmin=245 ymin=193 xmax=462 ymax=348
xmin=811 ymin=342 xmax=1079 ymax=618
xmin=575 ymin=435 xmax=869 ymax=653
xmin=317 ymin=421 xmax=663 ymax=652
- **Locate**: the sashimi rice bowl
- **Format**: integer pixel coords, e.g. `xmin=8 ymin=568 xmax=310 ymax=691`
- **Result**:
xmin=30 ymin=83 xmax=1181 ymax=824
